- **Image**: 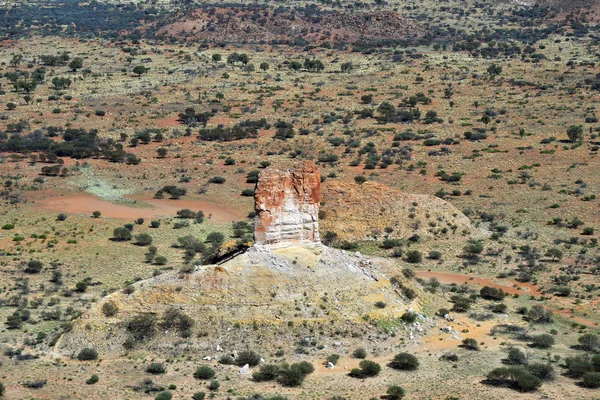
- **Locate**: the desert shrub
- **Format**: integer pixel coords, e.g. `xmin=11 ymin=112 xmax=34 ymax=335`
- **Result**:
xmin=219 ymin=355 xmax=234 ymax=365
xmin=579 ymin=333 xmax=599 ymax=351
xmin=527 ymin=363 xmax=554 ymax=380
xmin=113 ymin=227 xmax=132 ymax=241
xmin=565 ymin=355 xmax=594 ymax=378
xmin=401 ymin=268 xmax=415 ymax=279
xmin=25 ymin=260 xmax=43 ymax=273
xmin=161 ymin=307 xmax=195 ymax=336
xmin=101 ymin=301 xmax=118 ymax=317
xmin=526 ymin=305 xmax=553 ymax=323
xmin=194 ymin=366 xmax=215 ymax=380
xmin=506 ymin=348 xmax=527 ymax=365
xmin=401 ymin=287 xmax=417 ymax=300
xmin=147 ymin=363 xmax=166 ymax=374
xmin=480 ymin=286 xmax=505 ymax=300
xmin=278 ymin=362 xmax=315 ymax=387
xmin=401 ymin=311 xmax=417 ymax=323
xmin=208 ymin=176 xmax=226 ymax=184
xmin=582 ymin=372 xmax=600 ymax=388
xmin=349 ymin=360 xmax=381 ymax=378
xmin=359 ymin=360 xmax=380 ymax=377
xmin=154 ymin=256 xmax=167 ymax=265
xmin=387 ymin=385 xmax=406 ymax=400
xmin=374 ymin=301 xmax=386 ymax=308
xmin=77 ymin=348 xmax=98 ymax=361
xmin=236 ymin=350 xmax=261 ymax=366
xmin=135 ymin=233 xmax=153 ymax=246
xmin=155 ymin=391 xmax=172 ymax=400
xmin=192 ymin=392 xmax=206 ymax=400
xmin=0 ymin=381 xmax=4 ymax=396
xmin=462 ymin=338 xmax=479 ymax=350
xmin=530 ymin=334 xmax=555 ymax=349
xmin=352 ymin=347 xmax=367 ymax=359
xmin=86 ymin=374 xmax=99 ymax=384
xmin=405 ymin=250 xmax=422 ymax=263
xmin=253 ymin=364 xmax=280 ymax=382
xmin=486 ymin=366 xmax=541 ymax=392
xmin=428 ymin=250 xmax=442 ymax=260
xmin=327 ymin=354 xmax=340 ymax=365
xmin=206 ymin=231 xmax=225 ymax=244
xmin=150 ymin=220 xmax=161 ymax=228
xmin=389 ymin=353 xmax=419 ymax=370
xmin=126 ymin=314 xmax=157 ymax=341
xmin=208 ymin=379 xmax=220 ymax=391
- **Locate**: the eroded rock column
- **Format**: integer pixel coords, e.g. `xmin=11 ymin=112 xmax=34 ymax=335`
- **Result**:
xmin=254 ymin=160 xmax=321 ymax=245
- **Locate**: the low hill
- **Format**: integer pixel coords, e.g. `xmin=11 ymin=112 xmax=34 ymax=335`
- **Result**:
xmin=320 ymin=181 xmax=483 ymax=243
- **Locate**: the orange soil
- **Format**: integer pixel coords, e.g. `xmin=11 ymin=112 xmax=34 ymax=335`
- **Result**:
xmin=33 ymin=192 xmax=243 ymax=222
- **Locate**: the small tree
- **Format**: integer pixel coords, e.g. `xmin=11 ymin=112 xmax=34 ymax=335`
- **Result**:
xmin=354 ymin=175 xmax=367 ymax=185
xmin=92 ymin=210 xmax=101 ymax=218
xmin=567 ymin=125 xmax=584 ymax=142
xmin=69 ymin=57 xmax=83 ymax=72
xmin=157 ymin=147 xmax=167 ymax=158
xmin=462 ymin=338 xmax=480 ymax=351
xmin=133 ymin=65 xmax=148 ymax=77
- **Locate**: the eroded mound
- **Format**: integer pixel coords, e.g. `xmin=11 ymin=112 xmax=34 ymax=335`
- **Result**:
xmin=57 ymin=245 xmax=424 ymax=356
xmin=320 ymin=181 xmax=483 ymax=242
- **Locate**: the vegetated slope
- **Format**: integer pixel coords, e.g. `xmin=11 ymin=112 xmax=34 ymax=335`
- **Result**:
xmin=320 ymin=181 xmax=482 ymax=242
xmin=154 ymin=7 xmax=423 ymax=44
xmin=57 ymin=245 xmax=424 ymax=355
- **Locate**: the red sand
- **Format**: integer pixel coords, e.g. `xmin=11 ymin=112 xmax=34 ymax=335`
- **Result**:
xmin=34 ymin=192 xmax=243 ymax=222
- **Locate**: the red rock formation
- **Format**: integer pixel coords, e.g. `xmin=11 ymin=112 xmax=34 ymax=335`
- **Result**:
xmin=254 ymin=161 xmax=321 ymax=245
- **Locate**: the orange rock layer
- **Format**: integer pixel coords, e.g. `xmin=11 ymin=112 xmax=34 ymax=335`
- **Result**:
xmin=254 ymin=161 xmax=321 ymax=245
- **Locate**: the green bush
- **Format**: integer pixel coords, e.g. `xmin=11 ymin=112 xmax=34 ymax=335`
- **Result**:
xmin=113 ymin=227 xmax=132 ymax=241
xmin=405 ymin=250 xmax=422 ymax=263
xmin=480 ymin=286 xmax=505 ymax=300
xmin=155 ymin=391 xmax=172 ymax=400
xmin=236 ymin=350 xmax=261 ymax=366
xmin=400 ymin=311 xmax=417 ymax=323
xmin=352 ymin=347 xmax=367 ymax=359
xmin=277 ymin=362 xmax=315 ymax=387
xmin=252 ymin=364 xmax=280 ymax=382
xmin=77 ymin=348 xmax=98 ymax=361
xmin=582 ymin=372 xmax=600 ymax=388
xmin=530 ymin=334 xmax=555 ymax=349
xmin=387 ymin=385 xmax=406 ymax=400
xmin=194 ymin=366 xmax=215 ymax=380
xmin=207 ymin=379 xmax=219 ymax=391
xmin=147 ymin=363 xmax=166 ymax=374
xmin=527 ymin=363 xmax=554 ymax=380
xmin=462 ymin=338 xmax=479 ymax=351
xmin=0 ymin=381 xmax=4 ymax=396
xmin=86 ymin=374 xmax=99 ymax=385
xmin=135 ymin=233 xmax=153 ymax=246
xmin=506 ymin=348 xmax=527 ymax=365
xmin=389 ymin=353 xmax=419 ymax=370
xmin=358 ymin=360 xmax=381 ymax=377
xmin=25 ymin=260 xmax=43 ymax=273
xmin=192 ymin=392 xmax=206 ymax=400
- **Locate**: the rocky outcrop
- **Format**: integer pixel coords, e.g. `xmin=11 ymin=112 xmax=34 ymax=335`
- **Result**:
xmin=254 ymin=161 xmax=321 ymax=245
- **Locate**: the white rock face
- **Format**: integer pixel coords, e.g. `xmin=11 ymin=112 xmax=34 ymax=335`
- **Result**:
xmin=239 ymin=364 xmax=249 ymax=374
xmin=254 ymin=161 xmax=321 ymax=245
